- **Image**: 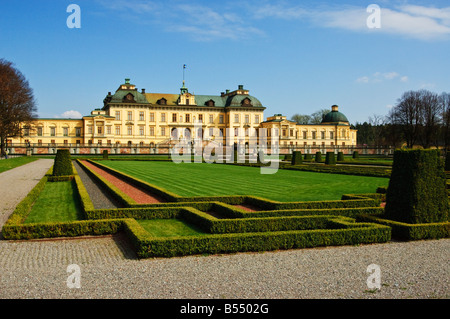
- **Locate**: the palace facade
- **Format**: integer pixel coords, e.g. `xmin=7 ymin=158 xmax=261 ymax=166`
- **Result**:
xmin=8 ymin=79 xmax=357 ymax=154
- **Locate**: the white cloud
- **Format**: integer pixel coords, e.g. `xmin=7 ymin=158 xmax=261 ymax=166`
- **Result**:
xmin=356 ymin=72 xmax=408 ymax=84
xmin=98 ymin=0 xmax=264 ymax=41
xmin=253 ymin=3 xmax=450 ymax=41
xmin=356 ymin=76 xmax=370 ymax=83
xmin=55 ymin=110 xmax=83 ymax=119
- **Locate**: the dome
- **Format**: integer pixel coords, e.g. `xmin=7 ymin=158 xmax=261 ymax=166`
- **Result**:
xmin=321 ymin=105 xmax=349 ymax=124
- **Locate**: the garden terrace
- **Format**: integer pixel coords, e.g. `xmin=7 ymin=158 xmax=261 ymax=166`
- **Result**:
xmin=2 ymin=155 xmax=447 ymax=258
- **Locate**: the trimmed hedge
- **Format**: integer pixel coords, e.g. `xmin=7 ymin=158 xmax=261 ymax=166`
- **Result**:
xmin=2 ymin=219 xmax=124 ymax=240
xmin=337 ymin=152 xmax=345 ymax=162
xmin=315 ymin=152 xmax=322 ymax=162
xmin=131 ymin=219 xmax=391 ymax=258
xmin=352 ymin=151 xmax=359 ymax=159
xmin=53 ymin=149 xmax=73 ymax=176
xmin=359 ymin=214 xmax=450 ymax=240
xmin=325 ymin=152 xmax=336 ymax=165
xmin=291 ymin=151 xmax=302 ymax=165
xmin=385 ymin=149 xmax=449 ymax=224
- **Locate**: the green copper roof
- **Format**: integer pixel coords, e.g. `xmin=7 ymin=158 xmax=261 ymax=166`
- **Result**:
xmin=321 ymin=105 xmax=349 ymax=124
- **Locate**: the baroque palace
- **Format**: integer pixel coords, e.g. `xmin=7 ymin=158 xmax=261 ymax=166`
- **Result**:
xmin=9 ymin=79 xmax=357 ymax=154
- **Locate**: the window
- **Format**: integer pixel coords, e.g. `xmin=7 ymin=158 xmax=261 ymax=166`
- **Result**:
xmin=245 ymin=115 xmax=249 ymax=124
xmin=76 ymin=140 xmax=80 ymax=144
xmin=209 ymin=114 xmax=214 ymax=123
xmin=50 ymin=127 xmax=56 ymax=136
xmin=185 ymin=114 xmax=190 ymax=123
xmin=115 ymin=111 xmax=121 ymax=120
xmin=38 ymin=140 xmax=42 ymax=146
xmin=234 ymin=128 xmax=239 ymax=136
xmin=63 ymin=127 xmax=68 ymax=136
xmin=282 ymin=129 xmax=287 ymax=137
xmin=139 ymin=112 xmax=145 ymax=121
xmin=330 ymin=132 xmax=334 ymax=139
xmin=312 ymin=131 xmax=316 ymax=139
xmin=97 ymin=127 xmax=102 ymax=135
xmin=149 ymin=112 xmax=154 ymax=122
xmin=127 ymin=126 xmax=132 ymax=136
xmin=321 ymin=131 xmax=325 ymax=139
xmin=149 ymin=127 xmax=154 ymax=136
xmin=139 ymin=126 xmax=144 ymax=136
xmin=88 ymin=126 xmax=93 ymax=134
xmin=127 ymin=111 xmax=133 ymax=121
xmin=37 ymin=127 xmax=43 ymax=136
xmin=302 ymin=131 xmax=307 ymax=139
xmin=290 ymin=129 xmax=294 ymax=137
xmin=198 ymin=114 xmax=203 ymax=123
xmin=172 ymin=113 xmax=177 ymax=122
xmin=234 ymin=114 xmax=239 ymax=123
xmin=161 ymin=127 xmax=166 ymax=136
xmin=161 ymin=113 xmax=166 ymax=122
xmin=106 ymin=126 xmax=111 ymax=134
xmin=76 ymin=128 xmax=81 ymax=137
xmin=255 ymin=115 xmax=260 ymax=123
xmin=219 ymin=115 xmax=224 ymax=124
xmin=115 ymin=126 xmax=120 ymax=135
xmin=209 ymin=128 xmax=214 ymax=137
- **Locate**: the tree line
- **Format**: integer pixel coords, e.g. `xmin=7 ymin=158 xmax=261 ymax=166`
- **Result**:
xmin=354 ymin=90 xmax=450 ymax=149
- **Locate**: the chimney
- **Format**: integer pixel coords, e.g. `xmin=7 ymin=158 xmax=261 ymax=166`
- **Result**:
xmin=141 ymin=88 xmax=146 ymax=93
xmin=108 ymin=92 xmax=111 ymax=95
xmin=226 ymin=89 xmax=230 ymax=94
xmin=238 ymin=85 xmax=244 ymax=90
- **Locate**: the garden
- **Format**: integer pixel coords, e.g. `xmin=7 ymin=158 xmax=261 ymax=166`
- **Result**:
xmin=2 ymin=149 xmax=448 ymax=258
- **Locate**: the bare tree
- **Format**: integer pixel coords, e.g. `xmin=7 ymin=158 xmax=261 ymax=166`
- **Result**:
xmin=388 ymin=91 xmax=421 ymax=148
xmin=369 ymin=114 xmax=387 ymax=147
xmin=440 ymin=92 xmax=450 ymax=149
xmin=419 ymin=90 xmax=441 ymax=148
xmin=0 ymin=59 xmax=37 ymax=157
xmin=291 ymin=114 xmax=311 ymax=124
xmin=388 ymin=90 xmax=442 ymax=149
xmin=310 ymin=109 xmax=330 ymax=124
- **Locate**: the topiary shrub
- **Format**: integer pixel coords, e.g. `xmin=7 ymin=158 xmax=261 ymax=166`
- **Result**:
xmin=52 ymin=149 xmax=73 ymax=176
xmin=315 ymin=152 xmax=322 ymax=162
xmin=325 ymin=152 xmax=336 ymax=165
xmin=291 ymin=151 xmax=302 ymax=165
xmin=337 ymin=152 xmax=345 ymax=161
xmin=353 ymin=151 xmax=359 ymax=159
xmin=103 ymin=150 xmax=109 ymax=160
xmin=385 ymin=149 xmax=449 ymax=224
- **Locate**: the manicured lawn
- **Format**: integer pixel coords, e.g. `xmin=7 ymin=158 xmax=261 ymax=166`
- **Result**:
xmin=0 ymin=156 xmax=38 ymax=173
xmin=99 ymin=161 xmax=389 ymax=202
xmin=25 ymin=181 xmax=83 ymax=223
xmin=137 ymin=219 xmax=208 ymax=237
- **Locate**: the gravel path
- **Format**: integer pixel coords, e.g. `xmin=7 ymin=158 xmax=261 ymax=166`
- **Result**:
xmin=0 ymin=236 xmax=448 ymax=299
xmin=73 ymin=161 xmax=121 ymax=210
xmin=0 ymin=159 xmax=53 ymax=232
xmin=79 ymin=160 xmax=165 ymax=204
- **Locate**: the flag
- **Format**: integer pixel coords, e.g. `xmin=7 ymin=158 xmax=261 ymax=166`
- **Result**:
xmin=183 ymin=64 xmax=186 ymax=69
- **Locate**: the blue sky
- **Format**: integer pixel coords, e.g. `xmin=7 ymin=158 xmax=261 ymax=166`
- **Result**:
xmin=1 ymin=0 xmax=449 ymax=124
